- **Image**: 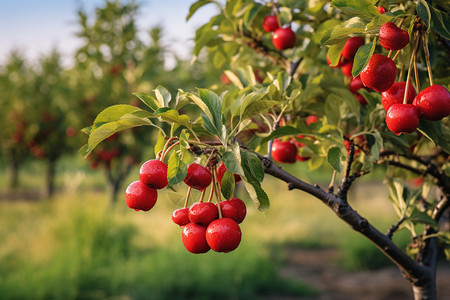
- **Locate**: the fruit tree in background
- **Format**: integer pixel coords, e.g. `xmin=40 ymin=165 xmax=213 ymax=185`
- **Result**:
xmin=85 ymin=1 xmax=449 ymax=299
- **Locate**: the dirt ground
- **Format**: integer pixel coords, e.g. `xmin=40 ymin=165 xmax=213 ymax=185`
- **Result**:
xmin=276 ymin=247 xmax=450 ymax=300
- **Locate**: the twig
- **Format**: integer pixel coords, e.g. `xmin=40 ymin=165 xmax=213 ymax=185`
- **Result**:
xmin=387 ymin=217 xmax=406 ymax=239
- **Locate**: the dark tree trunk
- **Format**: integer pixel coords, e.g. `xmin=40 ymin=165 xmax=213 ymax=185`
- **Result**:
xmin=45 ymin=158 xmax=57 ymax=198
xmin=108 ymin=178 xmax=121 ymax=205
xmin=9 ymin=158 xmax=20 ymax=190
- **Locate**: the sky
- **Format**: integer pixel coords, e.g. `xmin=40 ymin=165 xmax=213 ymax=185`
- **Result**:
xmin=0 ymin=0 xmax=220 ymax=67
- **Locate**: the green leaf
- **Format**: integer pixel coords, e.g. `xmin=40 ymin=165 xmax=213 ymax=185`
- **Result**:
xmin=241 ymin=98 xmax=277 ymax=120
xmin=368 ymin=130 xmax=383 ymax=160
xmin=222 ymin=151 xmax=244 ymax=175
xmin=132 ymin=92 xmax=161 ymax=111
xmin=224 ymin=70 xmax=244 ymax=90
xmin=327 ymin=40 xmax=346 ymax=67
xmin=327 ymin=146 xmax=343 ymax=172
xmin=417 ymin=0 xmax=432 ymax=33
xmin=154 ymin=130 xmax=166 ymax=157
xmin=220 ymin=170 xmax=235 ymax=200
xmin=261 ymin=126 xmax=302 ymax=143
xmin=407 ymin=209 xmax=438 ymax=228
xmin=331 ymin=0 xmax=379 ymax=19
xmin=167 ymin=150 xmax=187 ymax=186
xmin=154 ymin=85 xmax=171 ymax=108
xmin=154 ymin=108 xmax=191 ymax=128
xmin=198 ymin=88 xmax=224 ymax=137
xmin=91 ymin=104 xmax=151 ymax=131
xmin=308 ymin=157 xmax=324 ymax=171
xmin=325 ymin=94 xmax=346 ymax=126
xmin=241 ymin=151 xmax=264 ymax=183
xmin=320 ymin=17 xmax=366 ymax=46
xmin=352 ymin=38 xmax=376 ymax=78
xmin=388 ymin=179 xmax=407 ymax=218
xmin=428 ymin=5 xmax=450 ymax=39
xmin=417 ymin=119 xmax=441 ymax=147
xmin=186 ymin=0 xmax=215 ymax=21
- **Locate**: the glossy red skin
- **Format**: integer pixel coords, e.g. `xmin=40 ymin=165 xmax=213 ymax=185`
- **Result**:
xmin=360 ymin=54 xmax=397 ymax=92
xmin=271 ymin=139 xmax=297 ymax=163
xmin=340 ymin=60 xmax=353 ymax=77
xmin=184 ymin=163 xmax=212 ymax=191
xmin=139 ymin=159 xmax=168 ymax=189
xmin=377 ymin=6 xmax=386 ymax=13
xmin=206 ymin=218 xmax=242 ymax=253
xmin=379 ymin=22 xmax=410 ymax=51
xmin=172 ymin=207 xmax=190 ymax=226
xmin=217 ymin=162 xmax=242 ymax=184
xmin=341 ymin=36 xmax=364 ymax=60
xmin=272 ymin=27 xmax=296 ymax=50
xmin=355 ymin=93 xmax=367 ymax=106
xmin=413 ymin=85 xmax=450 ymax=121
xmin=386 ymin=104 xmax=420 ymax=135
xmin=182 ymin=223 xmax=210 ymax=254
xmin=262 ymin=15 xmax=279 ymax=32
xmin=125 ymin=180 xmax=158 ymax=211
xmin=219 ymin=198 xmax=247 ymax=224
xmin=381 ymin=81 xmax=416 ymax=111
xmin=349 ymin=76 xmax=365 ymax=93
xmin=326 ymin=53 xmax=343 ymax=68
xmin=305 ymin=115 xmax=318 ymax=126
xmin=189 ymin=202 xmax=218 ymax=226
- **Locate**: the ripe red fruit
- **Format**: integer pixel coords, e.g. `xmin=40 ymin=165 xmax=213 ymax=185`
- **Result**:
xmin=182 ymin=223 xmax=210 ymax=254
xmin=379 ymin=22 xmax=410 ymax=51
xmin=172 ymin=207 xmax=190 ymax=226
xmin=340 ymin=60 xmax=353 ymax=77
xmin=385 ymin=104 xmax=420 ymax=135
xmin=412 ymin=85 xmax=450 ymax=121
xmin=262 ymin=15 xmax=279 ymax=32
xmin=349 ymin=76 xmax=365 ymax=93
xmin=377 ymin=6 xmax=386 ymax=13
xmin=189 ymin=202 xmax=218 ymax=226
xmin=341 ymin=37 xmax=364 ymax=60
xmin=217 ymin=162 xmax=241 ymax=184
xmin=360 ymin=54 xmax=397 ymax=92
xmin=65 ymin=126 xmax=76 ymax=137
xmin=271 ymin=139 xmax=297 ymax=163
xmin=272 ymin=27 xmax=296 ymax=50
xmin=184 ymin=163 xmax=212 ymax=191
xmin=206 ymin=218 xmax=242 ymax=253
xmin=139 ymin=159 xmax=168 ymax=189
xmin=219 ymin=198 xmax=247 ymax=224
xmin=125 ymin=180 xmax=158 ymax=211
xmin=220 ymin=73 xmax=231 ymax=85
xmin=305 ymin=115 xmax=318 ymax=126
xmin=381 ymin=81 xmax=416 ymax=111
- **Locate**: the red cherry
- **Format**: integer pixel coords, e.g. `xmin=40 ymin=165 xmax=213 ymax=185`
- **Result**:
xmin=220 ymin=73 xmax=231 ymax=85
xmin=189 ymin=202 xmax=218 ymax=226
xmin=305 ymin=115 xmax=318 ymax=126
xmin=184 ymin=163 xmax=212 ymax=191
xmin=360 ymin=54 xmax=397 ymax=92
xmin=341 ymin=37 xmax=364 ymax=60
xmin=125 ymin=180 xmax=158 ymax=212
xmin=355 ymin=93 xmax=368 ymax=106
xmin=65 ymin=126 xmax=76 ymax=137
xmin=172 ymin=207 xmax=190 ymax=226
xmin=206 ymin=218 xmax=242 ymax=253
xmin=219 ymin=198 xmax=247 ymax=224
xmin=349 ymin=76 xmax=365 ymax=93
xmin=217 ymin=162 xmax=241 ymax=184
xmin=381 ymin=81 xmax=416 ymax=111
xmin=262 ymin=15 xmax=279 ymax=32
xmin=139 ymin=159 xmax=168 ymax=189
xmin=379 ymin=22 xmax=410 ymax=51
xmin=326 ymin=53 xmax=343 ymax=68
xmin=377 ymin=6 xmax=386 ymax=14
xmin=344 ymin=135 xmax=365 ymax=155
xmin=340 ymin=60 xmax=353 ymax=77
xmin=272 ymin=27 xmax=296 ymax=50
xmin=413 ymin=85 xmax=450 ymax=121
xmin=271 ymin=139 xmax=297 ymax=163
xmin=385 ymin=104 xmax=420 ymax=135
xmin=182 ymin=223 xmax=210 ymax=254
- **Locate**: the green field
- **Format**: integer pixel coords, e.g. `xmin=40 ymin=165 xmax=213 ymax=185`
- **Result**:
xmin=0 ymin=160 xmax=409 ymax=299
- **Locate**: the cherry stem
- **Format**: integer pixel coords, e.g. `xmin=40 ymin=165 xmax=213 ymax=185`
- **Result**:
xmin=397 ymin=17 xmax=406 ymax=28
xmin=272 ymin=2 xmax=282 ymax=28
xmin=207 ymin=184 xmax=214 ymax=203
xmin=387 ymin=50 xmax=393 ymax=58
xmin=414 ymin=53 xmax=420 ymax=92
xmin=403 ymin=31 xmax=420 ymax=105
xmin=199 ymin=189 xmax=206 ymax=203
xmin=392 ymin=50 xmax=401 ymax=62
xmin=213 ymin=165 xmax=223 ymax=218
xmin=184 ymin=186 xmax=192 ymax=208
xmin=421 ymin=32 xmax=434 ymax=86
xmin=161 ymin=141 xmax=180 ymax=161
xmin=160 ymin=137 xmax=179 ymax=160
xmin=328 ymin=170 xmax=337 ymax=193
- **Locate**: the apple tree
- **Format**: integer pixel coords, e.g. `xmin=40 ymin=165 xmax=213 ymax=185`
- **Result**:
xmin=84 ymin=0 xmax=449 ymax=299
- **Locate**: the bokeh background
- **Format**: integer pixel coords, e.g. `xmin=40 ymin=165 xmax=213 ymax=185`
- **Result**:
xmin=1 ymin=1 xmax=447 ymax=299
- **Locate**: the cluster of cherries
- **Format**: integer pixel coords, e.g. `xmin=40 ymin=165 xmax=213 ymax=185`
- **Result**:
xmin=262 ymin=14 xmax=296 ymax=50
xmin=124 ymin=156 xmax=246 ymax=254
xmin=328 ymin=12 xmax=450 ymax=135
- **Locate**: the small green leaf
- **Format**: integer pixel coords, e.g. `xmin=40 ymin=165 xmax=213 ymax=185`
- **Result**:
xmin=222 ymin=151 xmax=244 ymax=175
xmin=91 ymin=104 xmax=149 ymax=131
xmin=220 ymin=170 xmax=235 ymax=200
xmin=154 ymin=85 xmax=171 ymax=108
xmin=352 ymin=38 xmax=376 ymax=78
xmin=417 ymin=0 xmax=432 ymax=33
xmin=132 ymin=92 xmax=160 ymax=111
xmin=167 ymin=150 xmax=187 ymax=186
xmin=417 ymin=119 xmax=441 ymax=147
xmin=187 ymin=0 xmax=215 ymax=21
xmin=327 ymin=146 xmax=343 ymax=172
xmin=327 ymin=40 xmax=346 ymax=66
xmin=154 ymin=108 xmax=191 ymax=128
xmin=241 ymin=151 xmax=264 ymax=182
xmin=261 ymin=126 xmax=302 ymax=143
xmin=154 ymin=130 xmax=166 ymax=157
xmin=407 ymin=209 xmax=438 ymax=228
xmin=369 ymin=130 xmax=383 ymax=160
xmin=331 ymin=0 xmax=379 ymax=19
